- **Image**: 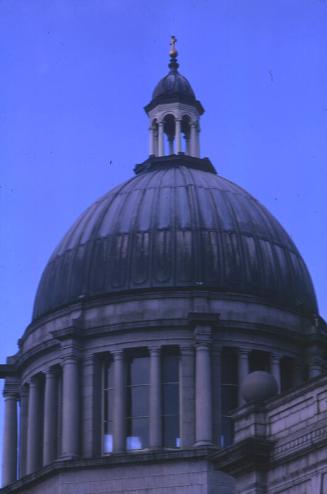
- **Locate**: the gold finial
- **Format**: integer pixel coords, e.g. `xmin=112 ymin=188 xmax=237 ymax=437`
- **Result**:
xmin=169 ymin=35 xmax=178 ymax=57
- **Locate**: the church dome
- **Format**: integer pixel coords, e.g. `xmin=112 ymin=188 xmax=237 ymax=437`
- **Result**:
xmin=33 ymin=155 xmax=317 ymax=320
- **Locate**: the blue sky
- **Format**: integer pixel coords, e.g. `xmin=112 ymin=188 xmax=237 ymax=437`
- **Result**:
xmin=0 ymin=0 xmax=326 ymax=452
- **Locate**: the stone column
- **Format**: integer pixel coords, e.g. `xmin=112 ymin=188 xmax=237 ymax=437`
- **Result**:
xmin=149 ymin=347 xmax=162 ymax=449
xmin=212 ymin=348 xmax=222 ymax=446
xmin=43 ymin=367 xmax=57 ymax=465
xmin=238 ymin=349 xmax=249 ymax=405
xmin=194 ymin=327 xmax=213 ymax=446
xmin=190 ymin=122 xmax=197 ymax=157
xmin=26 ymin=376 xmax=41 ymax=474
xmin=113 ymin=350 xmax=125 ymax=452
xmin=19 ymin=386 xmax=28 ymax=478
xmin=185 ymin=136 xmax=190 ymax=155
xmin=180 ymin=346 xmax=195 ymax=448
xmin=271 ymin=353 xmax=281 ymax=392
xmin=2 ymin=379 xmax=18 ymax=486
xmin=158 ymin=122 xmax=164 ymax=156
xmin=196 ymin=125 xmax=200 ymax=157
xmin=149 ymin=126 xmax=154 ymax=156
xmin=308 ymin=356 xmax=323 ymax=379
xmin=154 ymin=128 xmax=158 ymax=156
xmin=175 ymin=118 xmax=182 ymax=153
xmin=61 ymin=351 xmax=80 ymax=458
xmin=82 ymin=354 xmax=101 ymax=457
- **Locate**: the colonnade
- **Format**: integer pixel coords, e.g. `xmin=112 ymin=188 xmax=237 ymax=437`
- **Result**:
xmin=149 ymin=118 xmax=200 ymax=158
xmin=2 ymin=347 xmax=80 ymax=486
xmin=2 ymin=336 xmax=319 ymax=487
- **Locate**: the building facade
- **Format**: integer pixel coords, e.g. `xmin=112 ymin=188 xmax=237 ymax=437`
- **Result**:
xmin=1 ymin=40 xmax=327 ymax=494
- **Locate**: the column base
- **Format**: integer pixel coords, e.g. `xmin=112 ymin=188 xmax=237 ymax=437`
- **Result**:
xmin=59 ymin=454 xmax=80 ymax=461
xmin=194 ymin=440 xmax=214 ymax=447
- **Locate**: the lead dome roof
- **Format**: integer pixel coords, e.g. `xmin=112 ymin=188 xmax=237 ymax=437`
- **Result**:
xmin=33 ymin=156 xmax=317 ymax=320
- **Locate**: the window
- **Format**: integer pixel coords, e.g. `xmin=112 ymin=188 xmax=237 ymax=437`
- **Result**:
xmin=221 ymin=347 xmax=238 ymax=447
xmin=102 ymin=356 xmax=114 ymax=453
xmin=162 ymin=351 xmax=180 ymax=448
xmin=280 ymin=357 xmax=295 ymax=392
xmin=249 ymin=350 xmax=271 ymax=372
xmin=126 ymin=353 xmax=150 ymax=450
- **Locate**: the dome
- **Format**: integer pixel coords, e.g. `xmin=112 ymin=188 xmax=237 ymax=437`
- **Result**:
xmin=144 ymin=51 xmax=204 ymax=114
xmin=152 ymin=71 xmax=196 ymax=103
xmin=33 ymin=155 xmax=317 ymax=320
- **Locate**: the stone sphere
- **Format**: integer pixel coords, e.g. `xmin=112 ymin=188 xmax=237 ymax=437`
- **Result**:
xmin=241 ymin=371 xmax=278 ymax=404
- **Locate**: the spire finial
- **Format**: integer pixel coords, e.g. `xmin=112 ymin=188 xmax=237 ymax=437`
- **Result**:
xmin=169 ymin=35 xmax=179 ymax=71
xmin=170 ymin=35 xmax=178 ymax=57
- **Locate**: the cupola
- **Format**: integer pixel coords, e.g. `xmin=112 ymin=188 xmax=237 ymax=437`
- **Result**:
xmin=144 ymin=36 xmax=204 ymax=158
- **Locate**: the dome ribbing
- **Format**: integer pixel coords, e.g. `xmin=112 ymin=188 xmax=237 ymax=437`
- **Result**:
xmin=33 ymin=156 xmax=317 ymax=320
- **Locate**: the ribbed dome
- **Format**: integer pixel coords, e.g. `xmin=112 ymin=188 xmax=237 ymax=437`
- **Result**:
xmin=33 ymin=156 xmax=317 ymax=320
xmin=152 ymin=71 xmax=196 ymax=102
xmin=144 ymin=64 xmax=204 ymax=114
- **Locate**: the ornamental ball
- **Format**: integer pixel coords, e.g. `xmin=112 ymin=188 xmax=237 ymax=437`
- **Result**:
xmin=241 ymin=371 xmax=278 ymax=404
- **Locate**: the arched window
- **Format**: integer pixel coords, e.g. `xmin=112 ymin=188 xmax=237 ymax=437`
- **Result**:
xmin=126 ymin=351 xmax=150 ymax=450
xmin=151 ymin=119 xmax=159 ymax=156
xmin=181 ymin=115 xmax=191 ymax=154
xmin=162 ymin=350 xmax=180 ymax=448
xmin=163 ymin=114 xmax=176 ymax=155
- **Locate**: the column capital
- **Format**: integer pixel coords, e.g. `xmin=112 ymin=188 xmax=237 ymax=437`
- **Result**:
xmin=180 ymin=345 xmax=194 ymax=357
xmin=239 ymin=348 xmax=250 ymax=358
xmin=194 ymin=326 xmax=212 ymax=348
xmin=149 ymin=346 xmax=161 ymax=356
xmin=44 ymin=368 xmax=58 ymax=382
xmin=19 ymin=384 xmax=29 ymax=399
xmin=112 ymin=349 xmax=124 ymax=361
xmin=62 ymin=350 xmax=80 ymax=364
xmin=3 ymin=378 xmax=19 ymax=399
xmin=84 ymin=353 xmax=99 ymax=365
xmin=271 ymin=353 xmax=281 ymax=363
xmin=29 ymin=375 xmax=39 ymax=388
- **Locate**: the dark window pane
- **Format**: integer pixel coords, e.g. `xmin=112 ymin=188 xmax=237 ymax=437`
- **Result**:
xmin=249 ymin=350 xmax=270 ymax=372
xmin=221 ymin=385 xmax=238 ymax=413
xmin=103 ymin=389 xmax=108 ymax=419
xmin=221 ymin=348 xmax=238 ymax=384
xmin=129 ymin=357 xmax=150 ymax=385
xmin=103 ymin=360 xmax=114 ymax=454
xmin=162 ymin=383 xmax=179 ymax=415
xmin=107 ymin=389 xmax=113 ymax=421
xmin=161 ymin=353 xmax=180 ymax=449
xmin=163 ymin=415 xmax=180 ymax=448
xmin=162 ymin=354 xmax=179 ymax=382
xmin=126 ymin=417 xmax=149 ymax=450
xmin=281 ymin=357 xmax=294 ymax=392
xmin=129 ymin=386 xmax=149 ymax=417
xmin=221 ymin=416 xmax=234 ymax=447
